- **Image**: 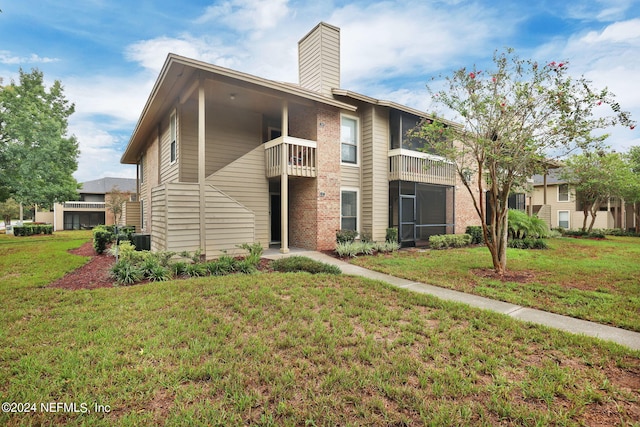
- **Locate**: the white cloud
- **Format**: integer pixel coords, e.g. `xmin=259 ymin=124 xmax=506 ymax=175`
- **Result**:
xmin=534 ymin=18 xmax=640 ymax=151
xmin=196 ymin=0 xmax=290 ymax=32
xmin=0 ymin=50 xmax=59 ymax=65
xmin=69 ymin=119 xmax=136 ymax=182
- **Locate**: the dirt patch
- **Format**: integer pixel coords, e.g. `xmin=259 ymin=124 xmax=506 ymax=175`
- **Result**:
xmin=49 ymin=242 xmax=116 ymax=290
xmin=472 ymin=268 xmax=537 ymax=284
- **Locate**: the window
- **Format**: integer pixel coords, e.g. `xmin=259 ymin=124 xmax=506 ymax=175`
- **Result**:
xmin=341 ymin=116 xmax=358 ymax=164
xmin=558 ymin=210 xmax=569 ymax=229
xmin=139 ymin=154 xmax=144 ymax=184
xmin=170 ymin=111 xmax=177 ymax=164
xmin=558 ymin=184 xmax=569 ymax=202
xmin=140 ymin=199 xmax=145 ymax=230
xmin=341 ymin=190 xmax=358 ymax=231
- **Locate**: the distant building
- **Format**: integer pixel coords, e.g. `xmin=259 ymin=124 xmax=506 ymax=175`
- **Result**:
xmin=35 ymin=177 xmax=138 ymax=230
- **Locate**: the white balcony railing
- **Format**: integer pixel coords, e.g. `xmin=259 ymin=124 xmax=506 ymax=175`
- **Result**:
xmin=265 ymin=136 xmax=317 ymax=178
xmin=62 ymin=202 xmax=106 ymax=210
xmin=389 ymin=149 xmax=456 ymax=186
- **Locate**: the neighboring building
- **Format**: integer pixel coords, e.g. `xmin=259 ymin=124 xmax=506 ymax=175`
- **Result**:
xmin=35 ymin=177 xmax=138 ymax=231
xmin=120 ymin=22 xmax=479 ymax=257
xmin=531 ymin=169 xmax=632 ymax=230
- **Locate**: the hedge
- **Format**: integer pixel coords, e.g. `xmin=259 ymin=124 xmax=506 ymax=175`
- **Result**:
xmin=428 ymin=233 xmax=472 ymax=249
xmin=13 ymin=224 xmax=53 ymax=236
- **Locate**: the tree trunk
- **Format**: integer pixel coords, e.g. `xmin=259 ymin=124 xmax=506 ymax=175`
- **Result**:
xmin=582 ymin=207 xmax=589 ymax=232
xmin=588 ymin=207 xmax=598 ymax=232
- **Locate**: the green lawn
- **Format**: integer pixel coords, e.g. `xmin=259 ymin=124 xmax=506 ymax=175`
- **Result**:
xmin=352 ymin=236 xmax=640 ymax=332
xmin=0 ymin=232 xmax=639 ymax=426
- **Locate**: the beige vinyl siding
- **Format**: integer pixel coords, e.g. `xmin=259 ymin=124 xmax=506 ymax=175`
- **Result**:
xmin=206 ymin=145 xmax=269 ymax=245
xmin=122 ymin=201 xmax=141 ymax=231
xmin=159 ymin=111 xmax=180 ymax=183
xmin=150 ymin=185 xmax=167 ymax=252
xmin=361 ymin=105 xmax=389 ymax=241
xmin=150 ymin=182 xmax=255 ymax=257
xmin=180 ymin=100 xmax=198 ymax=183
xmin=205 ymin=105 xmax=262 ymax=176
xmin=204 ymin=185 xmax=255 ymax=256
xmin=298 ymin=23 xmax=340 ymax=96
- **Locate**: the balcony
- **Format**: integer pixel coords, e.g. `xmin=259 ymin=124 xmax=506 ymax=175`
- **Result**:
xmin=265 ymin=136 xmax=317 ymax=178
xmin=389 ymin=149 xmax=456 ymax=186
xmin=62 ymin=201 xmax=106 ymax=210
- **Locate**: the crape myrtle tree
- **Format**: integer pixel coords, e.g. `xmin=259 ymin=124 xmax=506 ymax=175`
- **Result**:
xmin=561 ymin=151 xmax=630 ymax=232
xmin=0 ymin=69 xmax=80 ymax=210
xmin=412 ymin=48 xmax=635 ymax=275
xmin=105 ymin=186 xmax=132 ymax=226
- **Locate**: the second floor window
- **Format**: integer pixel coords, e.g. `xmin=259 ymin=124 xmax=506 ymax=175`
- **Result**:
xmin=170 ymin=111 xmax=177 ymax=163
xmin=558 ymin=184 xmax=569 ymax=202
xmin=341 ymin=116 xmax=358 ymax=164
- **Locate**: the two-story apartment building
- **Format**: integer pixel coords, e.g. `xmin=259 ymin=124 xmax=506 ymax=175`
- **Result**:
xmin=35 ymin=177 xmax=138 ymax=231
xmin=531 ymin=169 xmax=630 ymax=230
xmin=121 ymin=22 xmax=478 ymax=257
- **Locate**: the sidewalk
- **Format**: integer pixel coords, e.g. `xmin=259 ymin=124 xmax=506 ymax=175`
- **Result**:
xmin=263 ymin=248 xmax=640 ymax=351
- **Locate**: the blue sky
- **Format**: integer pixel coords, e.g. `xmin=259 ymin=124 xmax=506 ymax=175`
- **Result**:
xmin=1 ymin=0 xmax=639 ymax=182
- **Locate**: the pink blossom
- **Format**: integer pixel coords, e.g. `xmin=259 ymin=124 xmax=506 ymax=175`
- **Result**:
xmin=492 ymin=77 xmax=497 ymax=82
xmin=469 ymin=72 xmax=476 ymax=79
xmin=558 ymin=62 xmax=565 ymax=68
xmin=632 ymin=125 xmax=637 ymax=130
xmin=549 ymin=61 xmax=556 ymax=67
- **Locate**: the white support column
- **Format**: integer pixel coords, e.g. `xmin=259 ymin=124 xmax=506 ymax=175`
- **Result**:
xmin=280 ymin=99 xmax=289 ymax=254
xmin=198 ymin=80 xmax=207 ymax=257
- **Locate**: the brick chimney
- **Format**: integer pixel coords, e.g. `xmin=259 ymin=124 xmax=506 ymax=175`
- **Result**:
xmin=298 ymin=22 xmax=340 ymax=97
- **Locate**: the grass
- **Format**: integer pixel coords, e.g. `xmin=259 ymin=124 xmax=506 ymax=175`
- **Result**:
xmin=352 ymin=236 xmax=640 ymax=332
xmin=0 ymin=231 xmax=639 ymax=425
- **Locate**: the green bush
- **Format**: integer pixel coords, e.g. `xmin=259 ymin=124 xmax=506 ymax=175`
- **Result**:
xmin=237 ymin=242 xmax=263 ymax=266
xmin=110 ymin=260 xmax=144 ymax=285
xmin=12 ymin=223 xmax=53 ymax=236
xmin=184 ymin=263 xmax=207 ymax=277
xmin=270 ymin=256 xmax=341 ymax=275
xmin=336 ymin=229 xmax=358 ymax=244
xmin=465 ymin=226 xmax=484 ymax=244
xmin=373 ymin=241 xmax=401 ymax=253
xmin=385 ymin=227 xmax=398 ymax=243
xmin=92 ymin=225 xmax=114 ymax=254
xmin=508 ymin=238 xmax=549 ymax=249
xmin=235 ymin=258 xmax=258 ymax=274
xmin=170 ymin=261 xmax=189 ymax=276
xmin=429 ymin=234 xmax=472 ymax=249
xmin=508 ymin=209 xmax=549 ymax=239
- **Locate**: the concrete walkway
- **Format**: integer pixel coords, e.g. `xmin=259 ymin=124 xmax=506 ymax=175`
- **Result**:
xmin=263 ymin=248 xmax=640 ymax=351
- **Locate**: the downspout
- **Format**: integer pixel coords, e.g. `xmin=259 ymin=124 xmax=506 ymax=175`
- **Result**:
xmin=280 ymin=99 xmax=289 ymax=253
xmin=198 ymin=78 xmax=207 ymax=257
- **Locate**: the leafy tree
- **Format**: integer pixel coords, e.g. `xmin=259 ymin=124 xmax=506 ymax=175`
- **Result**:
xmin=413 ymin=48 xmax=635 ymax=275
xmin=0 ymin=198 xmax=19 ymax=226
xmin=105 ymin=186 xmax=132 ymax=226
xmin=0 ymin=68 xmax=80 ymax=208
xmin=561 ymin=151 xmax=629 ymax=232
xmin=624 ymin=146 xmax=640 ymax=233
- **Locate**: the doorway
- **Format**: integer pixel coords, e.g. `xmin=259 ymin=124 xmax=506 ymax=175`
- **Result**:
xmin=270 ymin=193 xmax=281 ymax=244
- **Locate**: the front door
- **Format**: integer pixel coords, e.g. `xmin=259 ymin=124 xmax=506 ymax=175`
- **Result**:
xmin=270 ymin=193 xmax=281 ymax=244
xmin=400 ymin=195 xmax=416 ymax=245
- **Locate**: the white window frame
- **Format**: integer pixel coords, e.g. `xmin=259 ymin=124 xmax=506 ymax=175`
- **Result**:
xmin=340 ymin=188 xmax=359 ymax=232
xmin=340 ymin=114 xmax=359 ymax=166
xmin=139 ymin=154 xmax=145 ymax=184
xmin=170 ymin=110 xmax=177 ymax=164
xmin=558 ymin=210 xmax=570 ymax=229
xmin=558 ymin=184 xmax=570 ymax=202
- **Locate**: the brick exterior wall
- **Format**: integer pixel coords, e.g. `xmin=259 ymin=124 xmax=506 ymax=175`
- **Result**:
xmin=288 ymin=178 xmax=317 ymax=249
xmin=315 ymin=107 xmax=341 ymax=250
xmin=454 ymin=174 xmax=483 ymax=233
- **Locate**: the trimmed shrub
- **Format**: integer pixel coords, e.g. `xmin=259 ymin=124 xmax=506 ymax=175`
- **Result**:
xmin=92 ymin=225 xmax=114 ymax=254
xmin=270 ymin=256 xmax=341 ymax=275
xmin=13 ymin=224 xmax=53 ymax=236
xmin=429 ymin=234 xmax=472 ymax=249
xmin=465 ymin=226 xmax=484 ymax=244
xmin=385 ymin=227 xmax=398 ymax=243
xmin=508 ymin=238 xmax=549 ymax=249
xmin=336 ymin=229 xmax=358 ymax=244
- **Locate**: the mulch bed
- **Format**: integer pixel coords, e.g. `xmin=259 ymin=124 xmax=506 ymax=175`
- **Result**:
xmin=49 ymin=242 xmax=275 ymax=290
xmin=49 ymin=242 xmax=116 ymax=290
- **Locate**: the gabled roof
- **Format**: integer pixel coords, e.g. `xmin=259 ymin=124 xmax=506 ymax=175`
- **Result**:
xmin=532 ymin=169 xmax=567 ymax=186
xmin=121 ymin=54 xmax=357 ymax=164
xmin=80 ymin=177 xmax=137 ymax=194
